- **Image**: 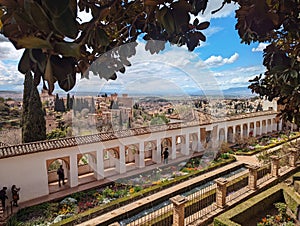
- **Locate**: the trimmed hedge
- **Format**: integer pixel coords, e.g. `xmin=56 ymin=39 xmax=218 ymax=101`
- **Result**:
xmin=214 ymin=183 xmax=300 ymax=226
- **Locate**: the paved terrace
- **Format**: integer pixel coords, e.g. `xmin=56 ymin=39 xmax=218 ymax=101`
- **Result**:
xmin=0 ymin=110 xmax=277 ymax=159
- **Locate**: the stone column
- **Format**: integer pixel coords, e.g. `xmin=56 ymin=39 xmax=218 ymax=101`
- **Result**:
xmin=156 ymin=139 xmax=162 ymax=164
xmin=247 ymin=165 xmax=259 ymax=190
xmin=257 ymin=122 xmax=261 ymax=136
xmin=270 ymin=156 xmax=280 ymax=177
xmin=96 ymin=148 xmax=104 ymax=180
xmin=288 ymin=148 xmax=298 ymax=167
xmin=224 ymin=128 xmax=228 ymax=143
xmin=170 ymin=195 xmax=187 ymax=226
xmin=232 ymin=126 xmax=236 ymax=143
xmin=171 ymin=136 xmax=176 ymax=160
xmin=183 ymin=134 xmax=189 ymax=155
xmin=278 ymin=120 xmax=283 ymax=131
xmin=253 ymin=124 xmax=257 ymax=137
xmin=117 ymin=145 xmax=126 ymax=174
xmin=138 ymin=142 xmax=145 ymax=168
xmin=69 ymin=154 xmax=78 ymax=187
xmin=215 ymin=178 xmax=228 ymax=208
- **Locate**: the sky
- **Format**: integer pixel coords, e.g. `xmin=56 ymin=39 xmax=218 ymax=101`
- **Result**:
xmin=0 ymin=0 xmax=268 ymax=96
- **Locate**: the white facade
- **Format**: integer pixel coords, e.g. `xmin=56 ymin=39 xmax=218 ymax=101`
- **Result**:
xmin=0 ymin=111 xmax=280 ymax=203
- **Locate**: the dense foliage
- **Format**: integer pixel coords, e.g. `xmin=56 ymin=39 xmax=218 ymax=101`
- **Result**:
xmin=0 ymin=0 xmax=299 ymax=124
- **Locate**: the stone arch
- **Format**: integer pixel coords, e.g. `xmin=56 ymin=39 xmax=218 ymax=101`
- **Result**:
xmin=144 ymin=141 xmax=155 ymax=159
xmin=267 ymin=119 xmax=272 ymax=133
xmin=77 ymin=153 xmax=96 ymax=165
xmin=235 ymin=125 xmax=241 ymax=140
xmin=249 ymin=122 xmax=255 ymax=137
xmin=227 ymin=127 xmax=234 ymax=143
xmin=161 ymin=137 xmax=173 ymax=157
xmin=262 ymin=120 xmax=267 ymax=134
xmin=272 ymin=118 xmax=277 ymax=131
xmin=242 ymin=124 xmax=248 ymax=138
xmin=106 ymin=147 xmax=119 ymax=159
xmin=161 ymin=137 xmax=172 ymax=149
xmin=47 ymin=157 xmax=70 ymax=192
xmin=47 ymin=157 xmax=70 ymax=171
xmin=77 ymin=153 xmax=97 ymax=184
xmin=176 ymin=135 xmax=186 ymax=154
xmin=256 ymin=121 xmax=261 ymax=136
xmin=189 ymin=133 xmax=198 ymax=152
xmin=219 ymin=128 xmax=226 ymax=143
xmin=125 ymin=144 xmax=139 ymax=165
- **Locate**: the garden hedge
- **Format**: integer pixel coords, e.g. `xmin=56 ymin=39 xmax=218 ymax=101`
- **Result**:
xmin=214 ymin=182 xmax=300 ymax=226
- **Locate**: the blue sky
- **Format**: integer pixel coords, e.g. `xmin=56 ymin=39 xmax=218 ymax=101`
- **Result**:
xmin=0 ymin=0 xmax=268 ymax=96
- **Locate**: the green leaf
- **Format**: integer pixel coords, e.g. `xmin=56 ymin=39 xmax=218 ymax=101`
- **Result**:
xmin=44 ymin=57 xmax=55 ymax=94
xmin=42 ymin=0 xmax=69 ymax=17
xmin=24 ymin=0 xmax=52 ymax=33
xmin=196 ymin=21 xmax=210 ymax=30
xmin=58 ymin=72 xmax=76 ymax=91
xmin=12 ymin=36 xmax=52 ymax=49
xmin=52 ymin=8 xmax=78 ymax=39
xmin=18 ymin=49 xmax=31 ymax=74
xmin=54 ymin=42 xmax=81 ymax=58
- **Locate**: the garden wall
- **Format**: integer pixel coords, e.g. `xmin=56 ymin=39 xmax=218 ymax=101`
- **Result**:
xmin=214 ymin=183 xmax=300 ymax=226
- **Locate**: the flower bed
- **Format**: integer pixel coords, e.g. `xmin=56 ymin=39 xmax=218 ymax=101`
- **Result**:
xmin=257 ymin=202 xmax=295 ymax=226
xmin=8 ymin=154 xmax=235 ymax=225
xmin=232 ymin=131 xmax=300 ymax=156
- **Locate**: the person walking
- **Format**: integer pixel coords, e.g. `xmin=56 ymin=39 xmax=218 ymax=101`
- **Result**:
xmin=57 ymin=165 xmax=65 ymax=187
xmin=11 ymin=185 xmax=20 ymax=207
xmin=162 ymin=147 xmax=169 ymax=164
xmin=0 ymin=187 xmax=8 ymax=210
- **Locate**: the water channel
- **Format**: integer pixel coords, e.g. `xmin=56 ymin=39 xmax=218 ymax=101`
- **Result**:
xmin=119 ymin=166 xmax=247 ymax=225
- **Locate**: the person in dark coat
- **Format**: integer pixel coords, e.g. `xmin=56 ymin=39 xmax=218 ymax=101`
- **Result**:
xmin=0 ymin=187 xmax=8 ymax=210
xmin=11 ymin=185 xmax=20 ymax=207
xmin=162 ymin=147 xmax=169 ymax=164
xmin=57 ymin=165 xmax=65 ymax=187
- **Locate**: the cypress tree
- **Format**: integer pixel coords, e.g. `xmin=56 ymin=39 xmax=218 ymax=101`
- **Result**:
xmin=21 ymin=71 xmax=32 ymax=142
xmin=22 ymin=73 xmax=46 ymax=143
xmin=66 ymin=93 xmax=70 ymax=110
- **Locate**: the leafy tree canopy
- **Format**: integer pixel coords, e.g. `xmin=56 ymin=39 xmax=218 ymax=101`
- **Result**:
xmin=0 ymin=0 xmax=299 ymax=123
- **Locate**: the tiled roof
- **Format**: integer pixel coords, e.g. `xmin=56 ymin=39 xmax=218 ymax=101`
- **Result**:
xmin=0 ymin=111 xmax=277 ymax=159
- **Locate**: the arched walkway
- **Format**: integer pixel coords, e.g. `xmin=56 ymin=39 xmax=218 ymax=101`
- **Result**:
xmin=176 ymin=135 xmax=186 ymax=156
xmin=242 ymin=124 xmax=248 ymax=138
xmin=77 ymin=153 xmax=97 ymax=185
xmin=47 ymin=157 xmax=70 ymax=193
xmin=256 ymin=121 xmax=261 ymax=136
xmin=249 ymin=122 xmax=254 ymax=137
xmin=103 ymin=147 xmax=119 ymax=177
xmin=227 ymin=127 xmax=234 ymax=143
xmin=219 ymin=128 xmax=226 ymax=143
xmin=262 ymin=120 xmax=267 ymax=134
xmin=189 ymin=133 xmax=199 ymax=152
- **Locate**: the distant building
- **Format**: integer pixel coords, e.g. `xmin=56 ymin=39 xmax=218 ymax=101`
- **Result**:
xmin=40 ymin=89 xmax=55 ymax=109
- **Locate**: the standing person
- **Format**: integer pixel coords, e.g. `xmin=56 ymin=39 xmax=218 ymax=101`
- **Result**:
xmin=163 ymin=147 xmax=169 ymax=164
xmin=0 ymin=187 xmax=8 ymax=210
xmin=57 ymin=165 xmax=65 ymax=187
xmin=11 ymin=185 xmax=20 ymax=207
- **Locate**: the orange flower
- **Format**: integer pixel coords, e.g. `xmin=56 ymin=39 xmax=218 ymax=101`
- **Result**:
xmin=262 ymin=217 xmax=267 ymax=223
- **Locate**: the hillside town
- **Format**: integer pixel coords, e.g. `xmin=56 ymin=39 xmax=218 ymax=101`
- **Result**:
xmin=0 ymin=89 xmax=281 ymax=146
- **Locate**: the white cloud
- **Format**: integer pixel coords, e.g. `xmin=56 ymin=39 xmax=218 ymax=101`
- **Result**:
xmin=252 ymin=43 xmax=268 ymax=52
xmin=203 ymin=52 xmax=239 ymax=67
xmin=193 ymin=0 xmax=238 ymax=22
xmin=211 ymin=65 xmax=265 ymax=89
xmin=0 ymin=37 xmax=23 ymax=60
